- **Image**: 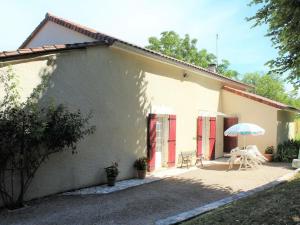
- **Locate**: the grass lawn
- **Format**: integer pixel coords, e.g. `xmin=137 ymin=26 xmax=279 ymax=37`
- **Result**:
xmin=181 ymin=172 xmax=300 ymax=225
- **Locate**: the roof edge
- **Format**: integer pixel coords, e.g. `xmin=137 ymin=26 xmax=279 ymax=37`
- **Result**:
xmin=112 ymin=42 xmax=251 ymax=90
xmin=223 ymin=86 xmax=300 ymax=113
xmin=1 ymin=41 xmax=112 ymax=62
xmin=16 ymin=12 xmax=252 ymax=90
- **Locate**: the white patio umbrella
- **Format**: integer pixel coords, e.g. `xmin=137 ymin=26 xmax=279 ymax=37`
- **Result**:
xmin=224 ymin=123 xmax=265 ymax=149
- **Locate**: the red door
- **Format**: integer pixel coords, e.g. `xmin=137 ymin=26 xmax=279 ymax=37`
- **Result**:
xmin=147 ymin=114 xmax=157 ymax=172
xmin=209 ymin=117 xmax=216 ymax=160
xmin=196 ymin=117 xmax=203 ymax=157
xmin=223 ymin=117 xmax=238 ymax=153
xmin=168 ymin=115 xmax=176 ymax=167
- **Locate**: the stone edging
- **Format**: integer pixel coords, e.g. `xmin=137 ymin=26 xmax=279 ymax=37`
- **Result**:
xmin=63 ymin=167 xmax=199 ymax=195
xmin=155 ymin=168 xmax=300 ymax=225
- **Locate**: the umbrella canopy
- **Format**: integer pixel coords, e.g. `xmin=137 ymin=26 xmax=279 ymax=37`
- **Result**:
xmin=224 ymin=123 xmax=265 ymax=137
xmin=224 ymin=123 xmax=265 ymax=149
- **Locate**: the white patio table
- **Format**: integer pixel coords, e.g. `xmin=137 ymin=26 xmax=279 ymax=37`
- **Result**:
xmin=228 ymin=147 xmax=262 ymax=170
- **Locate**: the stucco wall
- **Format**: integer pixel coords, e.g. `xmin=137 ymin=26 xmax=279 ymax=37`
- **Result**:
xmin=222 ymin=89 xmax=278 ymax=153
xmin=277 ymin=110 xmax=296 ymax=145
xmin=24 ymin=21 xmax=96 ymax=48
xmin=134 ymin=50 xmax=223 ymax=161
xmin=0 ymin=45 xmax=223 ymax=203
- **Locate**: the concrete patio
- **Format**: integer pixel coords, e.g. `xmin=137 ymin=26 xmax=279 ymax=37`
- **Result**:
xmin=0 ymin=162 xmax=293 ymax=225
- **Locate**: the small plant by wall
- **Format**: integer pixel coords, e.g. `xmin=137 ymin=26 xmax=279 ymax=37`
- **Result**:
xmin=105 ymin=162 xmax=119 ymax=186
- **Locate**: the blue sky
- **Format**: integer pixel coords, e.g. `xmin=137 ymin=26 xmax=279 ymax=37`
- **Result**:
xmin=0 ymin=0 xmax=277 ymax=76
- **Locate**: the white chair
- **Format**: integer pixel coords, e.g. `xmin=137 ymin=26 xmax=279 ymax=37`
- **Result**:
xmin=239 ymin=150 xmax=257 ymax=170
xmin=244 ymin=150 xmax=260 ymax=168
xmin=246 ymin=145 xmax=267 ymax=164
xmin=228 ymin=147 xmax=241 ymax=169
xmin=228 ymin=147 xmax=258 ymax=170
xmin=292 ymin=150 xmax=300 ymax=169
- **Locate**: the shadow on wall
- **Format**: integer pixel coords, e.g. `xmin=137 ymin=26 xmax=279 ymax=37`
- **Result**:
xmin=277 ymin=110 xmax=296 ymax=146
xmin=277 ymin=122 xmax=290 ymax=146
xmin=19 ymin=46 xmax=150 ymax=200
xmin=0 ymin=172 xmax=236 ymax=224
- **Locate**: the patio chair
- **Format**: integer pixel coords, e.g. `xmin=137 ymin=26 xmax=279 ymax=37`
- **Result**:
xmin=195 ymin=151 xmax=204 ymax=168
xmin=243 ymin=150 xmax=260 ymax=168
xmin=292 ymin=149 xmax=300 ymax=169
xmin=239 ymin=150 xmax=256 ymax=170
xmin=180 ymin=151 xmax=204 ymax=168
xmin=228 ymin=147 xmax=241 ymax=169
xmin=246 ymin=145 xmax=267 ymax=164
xmin=228 ymin=147 xmax=256 ymax=170
xmin=180 ymin=151 xmax=193 ymax=168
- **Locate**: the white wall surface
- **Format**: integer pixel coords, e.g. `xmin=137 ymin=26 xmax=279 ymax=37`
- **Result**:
xmin=0 ymin=45 xmax=224 ymax=205
xmin=24 ymin=21 xmax=96 ymax=48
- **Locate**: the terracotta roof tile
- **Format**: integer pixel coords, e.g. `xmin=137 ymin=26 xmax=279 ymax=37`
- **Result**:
xmin=42 ymin=45 xmax=57 ymax=50
xmin=3 ymin=51 xmax=19 ymax=56
xmin=0 ymin=41 xmax=110 ymax=60
xmin=30 ymin=47 xmax=45 ymax=52
xmin=223 ymin=86 xmax=300 ymax=112
xmin=11 ymin=12 xmax=251 ymax=90
xmin=2 ymin=12 xmax=297 ymax=112
xmin=53 ymin=44 xmax=66 ymax=49
xmin=17 ymin=49 xmax=32 ymax=53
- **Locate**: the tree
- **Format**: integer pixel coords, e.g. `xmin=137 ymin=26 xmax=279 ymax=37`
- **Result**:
xmin=242 ymin=72 xmax=300 ymax=108
xmin=146 ymin=31 xmax=239 ymax=79
xmin=217 ymin=59 xmax=239 ymax=79
xmin=0 ymin=68 xmax=95 ymax=209
xmin=248 ymin=0 xmax=300 ymax=88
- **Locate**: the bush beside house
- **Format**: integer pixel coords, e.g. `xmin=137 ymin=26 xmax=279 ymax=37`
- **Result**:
xmin=274 ymin=139 xmax=300 ymax=162
xmin=0 ymin=69 xmax=95 ymax=209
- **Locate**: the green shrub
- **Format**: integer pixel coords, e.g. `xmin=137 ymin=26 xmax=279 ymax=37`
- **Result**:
xmin=274 ymin=139 xmax=300 ymax=162
xmin=134 ymin=157 xmax=148 ymax=170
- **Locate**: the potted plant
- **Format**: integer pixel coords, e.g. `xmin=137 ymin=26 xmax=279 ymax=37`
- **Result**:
xmin=264 ymin=146 xmax=274 ymax=162
xmin=105 ymin=162 xmax=119 ymax=186
xmin=134 ymin=157 xmax=148 ymax=179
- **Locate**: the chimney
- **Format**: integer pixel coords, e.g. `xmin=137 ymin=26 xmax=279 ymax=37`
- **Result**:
xmin=208 ymin=63 xmax=217 ymax=73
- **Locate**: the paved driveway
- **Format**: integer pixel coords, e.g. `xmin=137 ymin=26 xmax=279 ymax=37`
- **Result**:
xmin=0 ymin=163 xmax=292 ymax=225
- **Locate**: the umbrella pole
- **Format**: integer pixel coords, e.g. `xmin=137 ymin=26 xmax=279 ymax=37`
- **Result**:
xmin=243 ymin=136 xmax=246 ymax=149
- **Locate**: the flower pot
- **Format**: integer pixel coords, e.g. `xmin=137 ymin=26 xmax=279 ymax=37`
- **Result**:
xmin=264 ymin=153 xmax=273 ymax=162
xmin=107 ymin=176 xmax=117 ymax=186
xmin=137 ymin=170 xmax=147 ymax=179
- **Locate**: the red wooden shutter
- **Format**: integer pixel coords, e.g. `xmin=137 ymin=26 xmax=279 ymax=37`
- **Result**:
xmin=147 ymin=114 xmax=157 ymax=172
xmin=209 ymin=117 xmax=216 ymax=160
xmin=196 ymin=117 xmax=203 ymax=157
xmin=168 ymin=115 xmax=176 ymax=167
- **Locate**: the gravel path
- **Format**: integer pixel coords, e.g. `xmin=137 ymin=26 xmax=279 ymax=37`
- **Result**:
xmin=0 ymin=163 xmax=292 ymax=225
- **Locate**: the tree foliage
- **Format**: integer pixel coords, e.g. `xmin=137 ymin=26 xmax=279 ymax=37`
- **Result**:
xmin=0 ymin=68 xmax=95 ymax=209
xmin=146 ymin=31 xmax=239 ymax=79
xmin=248 ymin=0 xmax=300 ymax=88
xmin=242 ymin=72 xmax=300 ymax=108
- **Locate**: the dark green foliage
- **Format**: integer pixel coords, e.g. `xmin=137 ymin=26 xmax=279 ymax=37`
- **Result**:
xmin=44 ymin=105 xmax=95 ymax=152
xmin=133 ymin=157 xmax=148 ymax=170
xmin=146 ymin=31 xmax=239 ymax=79
xmin=274 ymin=139 xmax=300 ymax=162
xmin=248 ymin=0 xmax=300 ymax=88
xmin=105 ymin=162 xmax=119 ymax=177
xmin=0 ymin=68 xmax=95 ymax=209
